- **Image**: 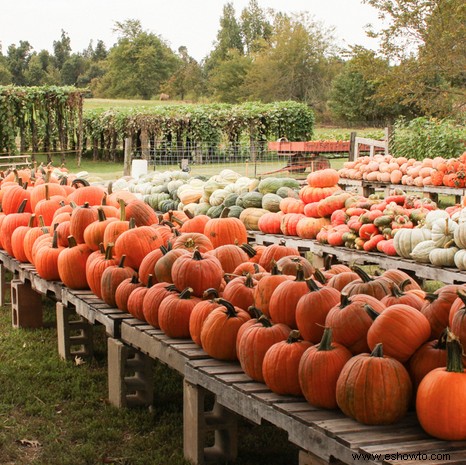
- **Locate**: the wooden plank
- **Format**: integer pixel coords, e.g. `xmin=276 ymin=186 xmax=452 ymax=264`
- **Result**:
xmin=252 ymin=391 xmax=301 ymax=405
xmin=215 ymin=373 xmax=253 ymax=385
xmin=198 ymin=365 xmax=244 ymax=376
xmin=232 ymin=382 xmax=271 ymax=394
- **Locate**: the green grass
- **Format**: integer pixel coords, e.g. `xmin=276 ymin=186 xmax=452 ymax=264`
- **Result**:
xmin=0 ymin=290 xmax=298 ymax=465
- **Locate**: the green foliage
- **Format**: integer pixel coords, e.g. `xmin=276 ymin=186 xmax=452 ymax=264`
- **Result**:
xmin=391 ymin=116 xmax=466 ymax=160
xmin=0 ymin=85 xmax=83 ymax=156
xmin=95 ymin=19 xmax=180 ymax=100
xmin=82 ymin=101 xmax=314 ymax=159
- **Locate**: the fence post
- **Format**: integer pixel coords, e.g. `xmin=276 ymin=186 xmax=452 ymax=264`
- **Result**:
xmin=124 ymin=137 xmax=132 ymax=176
xmin=349 ymin=132 xmax=357 ymax=161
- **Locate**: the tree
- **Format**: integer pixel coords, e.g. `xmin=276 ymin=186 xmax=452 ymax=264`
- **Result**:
xmin=328 ymin=47 xmax=409 ymax=124
xmin=24 ymin=50 xmax=58 ymax=85
xmin=205 ymin=3 xmax=244 ymax=74
xmin=53 ymin=30 xmax=72 ymax=70
xmin=61 ymin=54 xmax=87 ymax=86
xmin=165 ymin=46 xmax=205 ymax=100
xmin=208 ymin=50 xmax=252 ymax=103
xmin=6 ymin=41 xmax=33 ymax=85
xmin=242 ymin=12 xmax=336 ymax=106
xmin=0 ymin=47 xmax=12 ymax=84
xmin=96 ymin=19 xmax=180 ymax=99
xmin=240 ymin=0 xmax=273 ymax=54
xmin=363 ymin=0 xmax=466 ymax=116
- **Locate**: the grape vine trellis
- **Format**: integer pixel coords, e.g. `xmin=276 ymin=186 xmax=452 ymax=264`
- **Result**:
xmin=82 ymin=101 xmax=315 ymax=163
xmin=0 ymin=86 xmax=84 ymax=164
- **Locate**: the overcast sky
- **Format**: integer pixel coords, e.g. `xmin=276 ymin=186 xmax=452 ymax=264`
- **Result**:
xmin=2 ymin=0 xmax=381 ymax=61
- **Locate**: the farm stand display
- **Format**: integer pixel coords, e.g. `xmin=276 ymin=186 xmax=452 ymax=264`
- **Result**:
xmin=1 ymin=162 xmax=466 ymax=464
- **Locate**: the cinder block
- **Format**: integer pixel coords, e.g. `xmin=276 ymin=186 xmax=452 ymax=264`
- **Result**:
xmin=11 ymin=279 xmax=43 ymax=329
xmin=108 ymin=338 xmax=153 ymax=408
xmin=56 ymin=302 xmax=93 ymax=360
xmin=184 ymin=380 xmax=237 ymax=465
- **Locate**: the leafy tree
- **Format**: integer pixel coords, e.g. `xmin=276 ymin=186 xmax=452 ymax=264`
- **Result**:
xmin=327 ymin=47 xmax=409 ymax=124
xmin=240 ymin=0 xmax=273 ymax=54
xmin=205 ymin=3 xmax=244 ymax=74
xmin=53 ymin=30 xmax=72 ymax=70
xmin=242 ymin=12 xmax=336 ymax=106
xmin=96 ymin=19 xmax=180 ymax=99
xmin=363 ymin=0 xmax=466 ymax=117
xmin=6 ymin=41 xmax=33 ymax=85
xmin=0 ymin=47 xmax=12 ymax=84
xmin=208 ymin=50 xmax=252 ymax=103
xmin=165 ymin=46 xmax=205 ymax=100
xmin=61 ymin=54 xmax=87 ymax=86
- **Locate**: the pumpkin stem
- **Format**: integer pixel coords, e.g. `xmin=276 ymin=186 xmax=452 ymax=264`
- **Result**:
xmin=370 ymin=343 xmax=384 ymax=358
xmin=351 ymin=265 xmax=372 ymax=283
xmin=399 ymin=279 xmax=412 ymax=292
xmin=364 ymin=304 xmax=380 ymax=321
xmin=118 ymin=199 xmax=127 ymax=221
xmin=17 ymin=199 xmax=28 ymax=213
xmin=147 ymin=274 xmax=154 ymax=288
xmin=96 ymin=207 xmax=107 ymax=222
xmin=101 ymin=192 xmax=108 ymax=206
xmin=424 ymin=293 xmax=438 ymax=303
xmin=317 ymin=327 xmax=334 ymax=351
xmin=107 ymin=181 xmax=113 ymax=195
xmin=192 ymin=249 xmax=203 ymax=261
xmin=286 ymin=330 xmax=302 ymax=343
xmin=171 ymin=216 xmax=184 ymax=227
xmin=71 ymin=178 xmax=90 ymax=187
xmin=390 ymin=283 xmax=404 ymax=298
xmin=27 ymin=214 xmax=36 ymax=228
xmin=313 ymin=269 xmax=327 ymax=285
xmin=184 ymin=209 xmax=194 ymax=219
xmin=118 ymin=254 xmax=126 ymax=268
xmin=339 ymin=293 xmax=350 ymax=308
xmin=270 ymin=260 xmax=282 ymax=275
xmin=257 ymin=314 xmax=273 ymax=328
xmin=129 ymin=218 xmax=136 ymax=229
xmin=105 ymin=243 xmax=114 ymax=260
xmin=179 ymin=287 xmax=194 ymax=299
xmin=130 ymin=275 xmax=139 ymax=285
xmin=52 ymin=230 xmax=59 ymax=249
xmin=240 ymin=243 xmax=257 ymax=258
xmin=446 ymin=329 xmax=464 ymax=373
xmin=217 ymin=299 xmax=238 ymax=318
xmin=295 ymin=264 xmax=305 ymax=282
xmin=244 ymin=273 xmax=255 ymax=288
xmin=45 ymin=184 xmax=50 ymax=201
xmin=247 ymin=306 xmax=263 ymax=319
xmin=98 ymin=242 xmax=105 ymax=254
xmin=434 ymin=329 xmax=448 ymax=350
xmin=67 ymin=235 xmax=78 ymax=248
xmin=202 ymin=288 xmax=219 ymax=300
xmin=60 ymin=176 xmax=68 ymax=186
xmin=306 ymin=278 xmax=320 ymax=292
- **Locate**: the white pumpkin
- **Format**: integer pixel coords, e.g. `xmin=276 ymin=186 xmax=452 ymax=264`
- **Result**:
xmin=410 ymin=240 xmax=437 ymax=263
xmin=425 ymin=209 xmax=449 ymax=229
xmin=431 ymin=218 xmax=458 ymax=247
xmin=429 ymin=245 xmax=459 ymax=267
xmin=454 ymin=249 xmax=466 ymax=270
xmin=454 ymin=221 xmax=466 ymax=249
xmin=393 ymin=228 xmax=432 ymax=259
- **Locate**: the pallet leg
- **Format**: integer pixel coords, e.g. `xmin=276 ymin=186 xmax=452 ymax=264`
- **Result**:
xmin=56 ymin=302 xmax=93 ymax=361
xmin=11 ymin=279 xmax=43 ymax=329
xmin=0 ymin=262 xmax=7 ymax=306
xmin=107 ymin=338 xmax=153 ymax=408
xmin=299 ymin=450 xmax=346 ymax=465
xmin=184 ymin=380 xmax=237 ymax=465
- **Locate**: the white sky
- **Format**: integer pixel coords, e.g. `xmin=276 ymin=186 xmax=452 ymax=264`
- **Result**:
xmin=1 ymin=0 xmax=381 ymax=61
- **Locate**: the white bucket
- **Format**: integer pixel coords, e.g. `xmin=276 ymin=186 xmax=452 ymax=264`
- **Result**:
xmin=131 ymin=159 xmax=148 ymax=178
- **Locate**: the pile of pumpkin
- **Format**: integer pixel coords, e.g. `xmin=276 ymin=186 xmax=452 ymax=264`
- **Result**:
xmin=338 ymin=151 xmax=466 ymax=188
xmin=0 ymin=165 xmax=465 ymax=441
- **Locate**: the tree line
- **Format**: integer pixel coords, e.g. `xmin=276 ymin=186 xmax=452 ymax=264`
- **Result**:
xmin=0 ymin=0 xmax=464 ymax=125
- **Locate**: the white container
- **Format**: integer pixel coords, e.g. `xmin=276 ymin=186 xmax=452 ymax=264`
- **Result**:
xmin=131 ymin=159 xmax=148 ymax=179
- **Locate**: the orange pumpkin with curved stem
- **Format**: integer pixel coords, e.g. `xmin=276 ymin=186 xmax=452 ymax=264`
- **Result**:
xmin=158 ymin=288 xmax=201 ymax=338
xmin=237 ymin=315 xmax=290 ymax=382
xmin=263 ymin=330 xmax=312 ymax=396
xmin=171 ymin=250 xmax=224 ymax=298
xmin=416 ymin=331 xmax=466 ymax=440
xmin=11 ymin=214 xmax=36 ymax=262
xmin=57 ymin=236 xmax=92 ymax=289
xmin=222 ymin=274 xmax=257 ymax=311
xmin=154 ymin=248 xmax=190 ymax=283
xmin=34 ymin=230 xmax=64 ymax=281
xmin=203 ymin=209 xmax=248 ymax=248
xmin=142 ymin=283 xmax=179 ymax=329
xmin=67 ymin=179 xmax=106 ymax=206
xmin=336 ymin=343 xmax=412 ymax=425
xmin=127 ymin=275 xmax=154 ymax=321
xmin=298 ymin=328 xmax=351 ymax=408
xmin=207 ymin=244 xmax=249 ymax=274
xmin=115 ymin=275 xmax=143 ymax=311
xmin=86 ymin=244 xmax=118 ymax=298
xmin=189 ymin=289 xmax=220 ymax=346
xmin=1 ymin=199 xmax=33 ymax=256
xmin=200 ymin=299 xmax=251 ymax=361
xmin=258 ymin=240 xmax=300 ymax=271
xmin=69 ymin=202 xmax=99 ymax=244
xmin=83 ymin=208 xmax=117 ymax=251
xmin=172 ymin=232 xmax=213 ymax=253
xmin=295 ymin=279 xmax=340 ymax=343
xmin=100 ymin=255 xmax=137 ymax=307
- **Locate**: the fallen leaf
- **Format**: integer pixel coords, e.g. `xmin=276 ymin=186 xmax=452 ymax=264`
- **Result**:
xmin=16 ymin=439 xmax=41 ymax=448
xmin=74 ymin=356 xmax=86 ymax=366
